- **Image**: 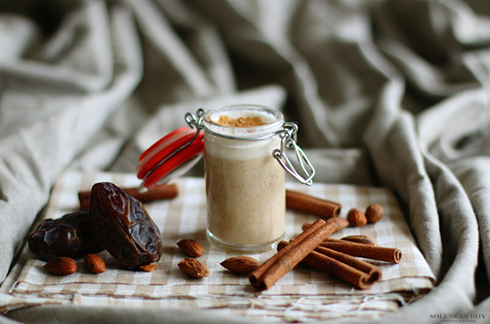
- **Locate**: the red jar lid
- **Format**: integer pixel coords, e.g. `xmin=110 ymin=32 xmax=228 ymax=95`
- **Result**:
xmin=136 ymin=127 xmax=204 ymax=189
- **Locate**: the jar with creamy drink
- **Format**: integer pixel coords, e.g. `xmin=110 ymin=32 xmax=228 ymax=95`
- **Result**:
xmin=136 ymin=104 xmax=315 ymax=253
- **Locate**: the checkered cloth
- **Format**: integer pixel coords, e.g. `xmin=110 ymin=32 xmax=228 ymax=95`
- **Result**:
xmin=0 ymin=171 xmax=434 ymax=321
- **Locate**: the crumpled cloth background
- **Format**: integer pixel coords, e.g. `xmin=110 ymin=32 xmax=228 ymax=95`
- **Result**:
xmin=0 ymin=0 xmax=489 ymax=323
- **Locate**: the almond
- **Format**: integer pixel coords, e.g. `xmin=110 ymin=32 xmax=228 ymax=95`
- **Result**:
xmin=139 ymin=263 xmax=158 ymax=272
xmin=84 ymin=254 xmax=106 ymax=273
xmin=220 ymin=256 xmax=261 ymax=274
xmin=340 ymin=235 xmax=375 ymax=246
xmin=365 ymin=204 xmax=384 ymax=223
xmin=44 ymin=257 xmax=78 ymax=275
xmin=347 ymin=208 xmax=367 ymax=227
xmin=177 ymin=239 xmax=204 ymax=257
xmin=178 ymin=258 xmax=210 ymax=278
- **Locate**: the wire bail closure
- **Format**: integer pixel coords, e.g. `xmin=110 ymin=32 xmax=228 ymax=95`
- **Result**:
xmin=185 ymin=108 xmax=205 ymax=130
xmin=272 ymin=122 xmax=315 ymax=186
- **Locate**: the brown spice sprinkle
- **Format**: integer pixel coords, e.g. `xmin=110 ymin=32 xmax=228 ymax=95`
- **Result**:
xmin=216 ymin=115 xmax=267 ymax=127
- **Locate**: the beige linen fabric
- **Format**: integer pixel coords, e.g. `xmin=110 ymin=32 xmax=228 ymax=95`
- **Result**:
xmin=0 ymin=171 xmax=434 ymax=321
xmin=0 ymin=0 xmax=489 ymax=323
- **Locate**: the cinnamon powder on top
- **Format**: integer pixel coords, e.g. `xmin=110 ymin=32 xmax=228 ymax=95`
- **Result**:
xmin=216 ymin=115 xmax=267 ymax=127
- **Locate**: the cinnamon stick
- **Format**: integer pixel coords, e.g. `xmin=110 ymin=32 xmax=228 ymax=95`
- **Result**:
xmin=286 ymin=189 xmax=341 ymax=218
xmin=319 ymin=241 xmax=402 ymax=263
xmin=302 ymin=223 xmax=378 ymax=247
xmin=302 ymin=217 xmax=349 ymax=234
xmin=78 ymin=184 xmax=178 ymax=210
xmin=278 ymin=241 xmax=382 ymax=289
xmin=323 ymin=235 xmax=376 ymax=246
xmin=248 ymin=219 xmax=337 ymax=290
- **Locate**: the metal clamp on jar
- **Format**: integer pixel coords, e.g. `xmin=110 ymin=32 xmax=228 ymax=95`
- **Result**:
xmin=136 ymin=104 xmax=315 ymax=253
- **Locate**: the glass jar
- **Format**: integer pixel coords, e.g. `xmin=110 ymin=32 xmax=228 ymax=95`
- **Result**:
xmin=137 ymin=104 xmax=314 ymax=253
xmin=202 ymin=104 xmax=287 ymax=252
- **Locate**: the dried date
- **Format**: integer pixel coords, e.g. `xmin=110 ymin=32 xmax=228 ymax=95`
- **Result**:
xmin=28 ymin=209 xmax=104 ymax=261
xmin=89 ymin=182 xmax=162 ymax=271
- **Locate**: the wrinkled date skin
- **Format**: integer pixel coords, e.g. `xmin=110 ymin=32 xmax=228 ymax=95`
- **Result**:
xmin=28 ymin=209 xmax=104 ymax=261
xmin=90 ymin=182 xmax=162 ymax=271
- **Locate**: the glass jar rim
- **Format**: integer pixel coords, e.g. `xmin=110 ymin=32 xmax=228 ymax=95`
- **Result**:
xmin=202 ymin=104 xmax=284 ymax=140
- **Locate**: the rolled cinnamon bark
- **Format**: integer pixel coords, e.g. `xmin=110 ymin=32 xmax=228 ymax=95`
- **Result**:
xmin=78 ymin=184 xmax=178 ymax=210
xmin=323 ymin=235 xmax=376 ymax=246
xmin=326 ymin=217 xmax=349 ymax=231
xmin=278 ymin=241 xmax=382 ymax=290
xmin=248 ymin=219 xmax=337 ymax=290
xmin=319 ymin=241 xmax=402 ymax=263
xmin=302 ymin=217 xmax=349 ymax=234
xmin=286 ymin=189 xmax=341 ymax=218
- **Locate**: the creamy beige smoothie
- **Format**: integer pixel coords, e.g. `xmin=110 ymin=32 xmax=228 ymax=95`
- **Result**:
xmin=203 ymin=106 xmax=286 ymax=251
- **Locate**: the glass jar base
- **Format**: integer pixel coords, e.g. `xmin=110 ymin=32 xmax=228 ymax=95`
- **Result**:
xmin=206 ymin=230 xmax=284 ymax=253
